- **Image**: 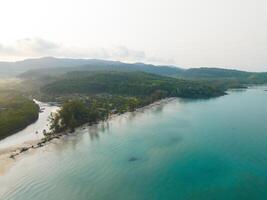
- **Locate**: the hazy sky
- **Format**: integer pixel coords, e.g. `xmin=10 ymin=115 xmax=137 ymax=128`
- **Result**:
xmin=0 ymin=0 xmax=267 ymax=71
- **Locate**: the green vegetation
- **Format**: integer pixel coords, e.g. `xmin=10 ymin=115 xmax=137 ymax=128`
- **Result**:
xmin=42 ymin=71 xmax=225 ymax=98
xmin=46 ymin=71 xmax=226 ymax=134
xmin=177 ymin=68 xmax=267 ymax=84
xmin=49 ymin=100 xmax=89 ymax=133
xmin=49 ymin=95 xmax=164 ymax=134
xmin=49 ymin=96 xmax=142 ymax=134
xmin=0 ymin=92 xmax=39 ymax=139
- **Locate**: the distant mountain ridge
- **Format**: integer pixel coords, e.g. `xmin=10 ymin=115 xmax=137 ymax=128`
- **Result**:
xmin=0 ymin=57 xmax=267 ymax=84
xmin=181 ymin=67 xmax=250 ymax=78
xmin=178 ymin=67 xmax=267 ymax=84
xmin=0 ymin=57 xmax=184 ymax=78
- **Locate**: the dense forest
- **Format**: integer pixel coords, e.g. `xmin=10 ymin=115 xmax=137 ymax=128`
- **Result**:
xmin=45 ymin=71 xmax=226 ymax=134
xmin=42 ymin=71 xmax=225 ymax=98
xmin=0 ymin=92 xmax=39 ymax=139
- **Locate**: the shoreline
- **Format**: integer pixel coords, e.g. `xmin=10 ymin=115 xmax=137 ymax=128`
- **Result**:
xmin=1 ymin=85 xmax=265 ymax=174
xmin=0 ymin=100 xmax=59 ymax=149
xmin=0 ymin=97 xmax=176 ymax=174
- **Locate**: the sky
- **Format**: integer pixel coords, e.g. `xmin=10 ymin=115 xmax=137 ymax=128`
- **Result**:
xmin=0 ymin=0 xmax=267 ymax=71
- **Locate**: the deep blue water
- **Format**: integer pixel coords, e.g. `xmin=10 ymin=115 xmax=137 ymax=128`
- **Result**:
xmin=1 ymin=86 xmax=267 ymax=200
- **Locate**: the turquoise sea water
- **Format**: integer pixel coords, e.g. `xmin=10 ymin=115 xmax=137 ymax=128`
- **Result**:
xmin=1 ymin=86 xmax=267 ymax=200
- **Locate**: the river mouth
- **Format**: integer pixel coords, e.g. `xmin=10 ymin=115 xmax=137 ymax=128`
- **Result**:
xmin=1 ymin=86 xmax=267 ymax=200
xmin=0 ymin=98 xmax=175 ymax=174
xmin=0 ymin=100 xmax=59 ymax=150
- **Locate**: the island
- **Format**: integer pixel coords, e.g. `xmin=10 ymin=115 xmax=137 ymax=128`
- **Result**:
xmin=1 ymin=58 xmax=267 ymax=143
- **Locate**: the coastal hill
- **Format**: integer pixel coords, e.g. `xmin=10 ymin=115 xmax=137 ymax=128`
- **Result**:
xmin=41 ymin=71 xmax=224 ymax=98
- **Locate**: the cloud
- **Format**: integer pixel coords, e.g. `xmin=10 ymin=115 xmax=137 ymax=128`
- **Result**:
xmin=0 ymin=43 xmax=17 ymax=55
xmin=111 ymin=46 xmax=146 ymax=61
xmin=16 ymin=38 xmax=59 ymax=54
xmin=0 ymin=38 xmax=59 ymax=57
xmin=0 ymin=37 xmax=175 ymax=65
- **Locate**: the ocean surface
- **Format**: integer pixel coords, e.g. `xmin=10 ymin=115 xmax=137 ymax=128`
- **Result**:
xmin=1 ymin=86 xmax=267 ymax=200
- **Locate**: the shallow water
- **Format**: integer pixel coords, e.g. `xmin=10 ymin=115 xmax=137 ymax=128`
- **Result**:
xmin=1 ymin=86 xmax=267 ymax=200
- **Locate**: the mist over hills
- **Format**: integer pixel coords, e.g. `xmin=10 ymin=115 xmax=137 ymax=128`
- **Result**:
xmin=0 ymin=57 xmax=266 ymax=84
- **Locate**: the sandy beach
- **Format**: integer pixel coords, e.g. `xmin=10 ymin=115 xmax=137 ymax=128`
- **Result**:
xmin=0 ymin=97 xmax=176 ymax=175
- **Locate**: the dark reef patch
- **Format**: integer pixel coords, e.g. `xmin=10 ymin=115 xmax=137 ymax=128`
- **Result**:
xmin=128 ymin=157 xmax=139 ymax=162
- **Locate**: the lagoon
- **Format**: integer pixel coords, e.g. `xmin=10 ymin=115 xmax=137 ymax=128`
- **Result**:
xmin=1 ymin=86 xmax=267 ymax=200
